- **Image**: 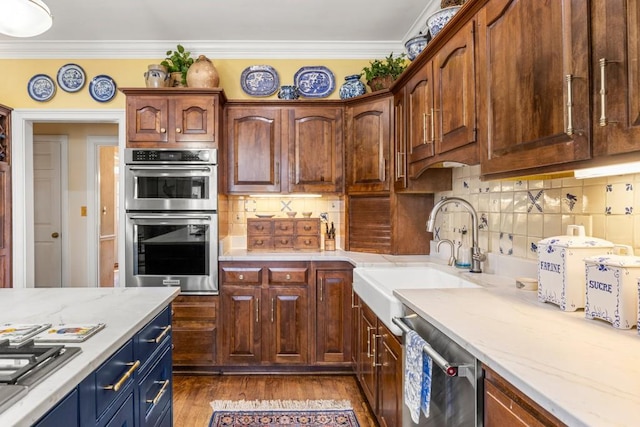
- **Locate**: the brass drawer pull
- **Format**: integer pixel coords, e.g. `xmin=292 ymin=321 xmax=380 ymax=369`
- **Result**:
xmin=255 ymin=240 xmax=264 ymax=246
xmin=285 ymin=273 xmax=291 ymax=280
xmin=103 ymin=360 xmax=141 ymax=392
xmin=280 ymin=239 xmax=289 ymax=244
xmin=566 ymin=74 xmax=574 ymax=136
xmin=303 ymin=225 xmax=311 ymax=231
xmin=238 ymin=274 xmax=244 ymax=280
xmin=256 ymin=225 xmax=264 ymax=231
xmin=271 ymin=297 xmax=275 ymax=323
xmin=304 ymin=239 xmax=311 ymax=245
xmin=255 ymin=298 xmax=260 ymax=322
xmin=146 ymin=325 xmax=171 ymax=344
xmin=146 ymin=380 xmax=170 ymax=405
xmin=319 ymin=277 xmax=323 ymax=302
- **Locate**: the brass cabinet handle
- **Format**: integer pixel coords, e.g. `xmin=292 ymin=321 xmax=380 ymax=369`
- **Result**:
xmin=255 ymin=298 xmax=260 ymax=323
xmin=271 ymin=297 xmax=275 ymax=323
xmin=366 ymin=326 xmax=373 ymax=358
xmin=422 ymin=112 xmax=428 ymax=144
xmin=372 ymin=334 xmax=383 ymax=367
xmin=176 ymin=128 xmax=182 ymax=133
xmin=160 ymin=128 xmax=166 ymax=133
xmin=598 ymin=58 xmax=622 ymax=127
xmin=103 ymin=360 xmax=140 ymax=392
xmin=146 ymin=380 xmax=170 ymax=405
xmin=430 ymin=107 xmax=436 ymax=143
xmin=146 ymin=325 xmax=171 ymax=344
xmin=319 ymin=277 xmax=323 ymax=302
xmin=566 ymin=74 xmax=574 ymax=136
xmin=351 ymin=289 xmax=359 ymax=309
xmin=275 ymin=161 xmax=280 ymax=185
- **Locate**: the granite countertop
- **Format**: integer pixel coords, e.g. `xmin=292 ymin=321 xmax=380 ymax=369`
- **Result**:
xmin=0 ymin=287 xmax=179 ymax=427
xmin=393 ymin=271 xmax=640 ymax=427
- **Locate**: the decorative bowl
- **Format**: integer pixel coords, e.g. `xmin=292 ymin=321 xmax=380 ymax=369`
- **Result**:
xmin=286 ymin=212 xmax=297 ymax=218
xmin=405 ymin=32 xmax=430 ymax=61
xmin=302 ymin=212 xmax=312 ymax=218
xmin=427 ymin=6 xmax=462 ymax=38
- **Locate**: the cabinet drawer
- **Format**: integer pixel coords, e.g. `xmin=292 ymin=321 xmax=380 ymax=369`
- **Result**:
xmin=268 ymin=267 xmax=309 ymax=285
xmin=274 ymin=220 xmax=295 ymax=235
xmin=105 ymin=393 xmax=134 ymax=427
xmin=172 ymin=296 xmax=217 ymax=322
xmin=296 ymin=220 xmax=320 ymax=235
xmin=274 ymin=235 xmax=295 ymax=249
xmin=136 ymin=306 xmax=172 ymax=369
xmin=221 ymin=267 xmax=262 ymax=284
xmin=95 ymin=340 xmax=136 ymax=419
xmin=138 ymin=346 xmax=172 ymax=427
xmin=247 ymin=236 xmax=274 ymax=251
xmin=247 ymin=219 xmax=273 ymax=235
xmin=34 ymin=388 xmax=79 ymax=427
xmin=294 ymin=235 xmax=320 ymax=250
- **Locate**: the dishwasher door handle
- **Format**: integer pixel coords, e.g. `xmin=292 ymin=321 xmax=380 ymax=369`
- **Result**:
xmin=393 ymin=316 xmax=472 ymax=379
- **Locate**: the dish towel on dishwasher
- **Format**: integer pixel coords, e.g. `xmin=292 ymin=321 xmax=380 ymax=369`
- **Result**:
xmin=404 ymin=329 xmax=433 ymax=423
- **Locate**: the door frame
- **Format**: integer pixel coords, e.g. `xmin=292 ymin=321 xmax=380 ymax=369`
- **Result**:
xmin=87 ymin=135 xmax=119 ymax=287
xmin=11 ymin=109 xmax=126 ymax=289
xmin=33 ymin=135 xmax=69 ymax=287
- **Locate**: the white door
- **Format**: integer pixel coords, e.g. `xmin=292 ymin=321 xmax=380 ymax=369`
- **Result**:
xmin=34 ymin=139 xmax=63 ymax=287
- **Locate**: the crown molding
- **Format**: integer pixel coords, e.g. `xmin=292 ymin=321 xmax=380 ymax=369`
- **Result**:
xmin=402 ymin=1 xmax=440 ymax=42
xmin=0 ymin=39 xmax=408 ymax=59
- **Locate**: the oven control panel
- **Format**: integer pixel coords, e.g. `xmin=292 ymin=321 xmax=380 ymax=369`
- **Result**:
xmin=126 ymin=149 xmax=216 ymax=164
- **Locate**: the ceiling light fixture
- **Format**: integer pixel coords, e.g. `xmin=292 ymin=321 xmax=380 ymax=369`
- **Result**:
xmin=573 ymin=161 xmax=640 ymax=179
xmin=0 ymin=0 xmax=53 ymax=38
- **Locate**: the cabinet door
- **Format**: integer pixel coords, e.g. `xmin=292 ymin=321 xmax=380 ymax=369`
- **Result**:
xmin=221 ymin=285 xmax=262 ymax=364
xmin=358 ymin=303 xmax=378 ymax=412
xmin=316 ymin=269 xmax=352 ymax=364
xmin=172 ymin=295 xmax=217 ymax=367
xmin=287 ymin=106 xmax=344 ymax=193
xmin=378 ymin=323 xmax=402 ymax=427
xmin=478 ymin=0 xmax=590 ymax=177
xmin=346 ymin=96 xmax=392 ymax=193
xmin=172 ymin=95 xmax=217 ymax=143
xmin=127 ymin=96 xmax=170 ymax=143
xmin=34 ymin=389 xmax=79 ymax=427
xmin=407 ymin=62 xmax=435 ymax=173
xmin=393 ymin=90 xmax=407 ymax=190
xmin=266 ymin=286 xmax=308 ymax=364
xmin=434 ymin=18 xmax=478 ymax=163
xmin=227 ymin=107 xmax=282 ymax=193
xmin=351 ymin=292 xmax=359 ymax=368
xmin=591 ymin=0 xmax=640 ymax=156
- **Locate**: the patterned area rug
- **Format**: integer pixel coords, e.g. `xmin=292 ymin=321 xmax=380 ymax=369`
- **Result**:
xmin=209 ymin=399 xmax=360 ymax=427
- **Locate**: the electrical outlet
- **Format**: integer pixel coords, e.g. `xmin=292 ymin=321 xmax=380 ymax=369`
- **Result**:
xmin=573 ymin=215 xmax=592 ymax=236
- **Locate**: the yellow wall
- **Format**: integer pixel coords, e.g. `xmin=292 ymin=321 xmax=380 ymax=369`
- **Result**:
xmin=0 ymin=58 xmax=372 ymax=108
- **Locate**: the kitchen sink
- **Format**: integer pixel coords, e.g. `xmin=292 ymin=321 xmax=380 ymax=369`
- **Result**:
xmin=353 ymin=266 xmax=480 ymax=335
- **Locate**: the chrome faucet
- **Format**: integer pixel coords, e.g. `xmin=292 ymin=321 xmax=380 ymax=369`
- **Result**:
xmin=427 ymin=197 xmax=485 ymax=273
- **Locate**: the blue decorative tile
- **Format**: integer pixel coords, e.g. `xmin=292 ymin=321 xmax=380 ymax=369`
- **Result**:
xmin=527 ymin=190 xmax=544 ymax=213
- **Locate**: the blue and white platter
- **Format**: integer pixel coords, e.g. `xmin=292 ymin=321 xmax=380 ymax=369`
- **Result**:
xmin=240 ymin=65 xmax=280 ymax=97
xmin=294 ymin=66 xmax=335 ymax=98
xmin=27 ymin=74 xmax=56 ymax=102
xmin=89 ymin=74 xmax=117 ymax=102
xmin=57 ymin=63 xmax=86 ymax=93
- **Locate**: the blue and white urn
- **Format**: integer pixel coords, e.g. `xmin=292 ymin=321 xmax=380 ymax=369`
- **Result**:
xmin=339 ymin=74 xmax=366 ymax=99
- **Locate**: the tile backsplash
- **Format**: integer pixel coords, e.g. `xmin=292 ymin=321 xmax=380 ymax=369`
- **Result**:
xmin=433 ymin=164 xmax=640 ymax=261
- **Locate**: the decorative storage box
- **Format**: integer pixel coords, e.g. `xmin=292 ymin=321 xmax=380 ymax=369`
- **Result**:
xmin=584 ymin=255 xmax=640 ymax=329
xmin=537 ymin=225 xmax=614 ymax=311
xmin=247 ymin=218 xmax=320 ymax=251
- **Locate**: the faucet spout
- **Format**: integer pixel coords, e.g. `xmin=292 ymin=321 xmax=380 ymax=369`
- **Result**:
xmin=427 ymin=197 xmax=485 ymax=273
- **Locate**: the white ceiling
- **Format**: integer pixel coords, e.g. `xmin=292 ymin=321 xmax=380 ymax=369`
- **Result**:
xmin=0 ymin=0 xmax=441 ymax=59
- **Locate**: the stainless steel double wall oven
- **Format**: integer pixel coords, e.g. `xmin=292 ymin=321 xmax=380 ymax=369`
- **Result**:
xmin=125 ymin=148 xmax=218 ymax=294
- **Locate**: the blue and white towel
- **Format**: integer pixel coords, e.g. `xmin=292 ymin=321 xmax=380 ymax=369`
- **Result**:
xmin=404 ymin=330 xmax=433 ymax=423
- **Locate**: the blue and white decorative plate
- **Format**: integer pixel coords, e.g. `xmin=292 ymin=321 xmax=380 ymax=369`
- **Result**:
xmin=57 ymin=63 xmax=86 ymax=93
xmin=89 ymin=75 xmax=117 ymax=102
xmin=27 ymin=74 xmax=56 ymax=102
xmin=294 ymin=66 xmax=335 ymax=98
xmin=240 ymin=65 xmax=280 ymax=97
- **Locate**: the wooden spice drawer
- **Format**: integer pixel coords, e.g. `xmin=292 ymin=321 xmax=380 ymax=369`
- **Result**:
xmin=247 ymin=218 xmax=321 ymax=251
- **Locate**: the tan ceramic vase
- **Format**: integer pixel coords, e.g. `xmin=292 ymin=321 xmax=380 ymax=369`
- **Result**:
xmin=186 ymin=55 xmax=220 ymax=88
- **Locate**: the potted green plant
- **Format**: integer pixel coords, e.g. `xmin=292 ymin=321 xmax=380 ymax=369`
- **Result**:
xmin=362 ymin=53 xmax=408 ymax=91
xmin=161 ymin=44 xmax=195 ymax=87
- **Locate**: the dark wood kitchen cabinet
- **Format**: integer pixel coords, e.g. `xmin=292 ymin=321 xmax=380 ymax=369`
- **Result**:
xmin=172 ymin=295 xmax=218 ymax=369
xmin=121 ymin=88 xmax=224 ymax=148
xmin=484 ymin=365 xmax=565 ymax=427
xmin=0 ymin=104 xmax=11 ymax=288
xmin=315 ymin=263 xmax=352 ymax=365
xmin=220 ymin=262 xmax=310 ymax=366
xmin=477 ymin=0 xmax=591 ymax=177
xmin=225 ymin=103 xmax=344 ymax=194
xmin=345 ymin=93 xmax=392 ymax=194
xmin=590 ymin=0 xmax=640 ymax=158
xmin=354 ymin=301 xmax=402 ymax=427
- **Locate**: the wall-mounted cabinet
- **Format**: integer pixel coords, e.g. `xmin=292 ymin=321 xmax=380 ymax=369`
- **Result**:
xmin=121 ymin=88 xmax=224 ymax=148
xmin=225 ymin=103 xmax=344 ymax=194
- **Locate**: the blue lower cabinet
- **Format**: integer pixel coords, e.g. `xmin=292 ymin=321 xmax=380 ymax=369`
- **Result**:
xmin=34 ymin=388 xmax=79 ymax=427
xmin=155 ymin=404 xmax=172 ymax=427
xmin=138 ymin=345 xmax=172 ymax=427
xmin=105 ymin=393 xmax=135 ymax=427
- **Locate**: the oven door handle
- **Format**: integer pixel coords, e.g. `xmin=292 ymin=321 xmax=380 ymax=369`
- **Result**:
xmin=129 ymin=215 xmax=212 ymax=221
xmin=127 ymin=166 xmax=212 ymax=172
xmin=393 ymin=315 xmax=474 ymax=380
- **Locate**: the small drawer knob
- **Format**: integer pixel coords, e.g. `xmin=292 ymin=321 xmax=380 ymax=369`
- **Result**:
xmin=257 ymin=225 xmax=264 ymax=230
xmin=176 ymin=127 xmax=182 ymax=133
xmin=239 ymin=274 xmax=244 ymax=280
xmin=285 ymin=274 xmax=291 ymax=280
xmin=256 ymin=240 xmax=264 ymax=246
xmin=304 ymin=225 xmax=311 ymax=231
xmin=160 ymin=127 xmax=166 ymax=133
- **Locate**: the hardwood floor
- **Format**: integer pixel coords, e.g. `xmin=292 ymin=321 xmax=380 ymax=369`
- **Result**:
xmin=172 ymin=374 xmax=377 ymax=427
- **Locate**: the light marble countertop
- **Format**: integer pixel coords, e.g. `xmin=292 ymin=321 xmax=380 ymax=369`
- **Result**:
xmin=0 ymin=287 xmax=179 ymax=427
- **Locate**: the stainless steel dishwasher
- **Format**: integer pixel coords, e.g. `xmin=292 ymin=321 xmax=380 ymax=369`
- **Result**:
xmin=393 ymin=308 xmax=483 ymax=427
